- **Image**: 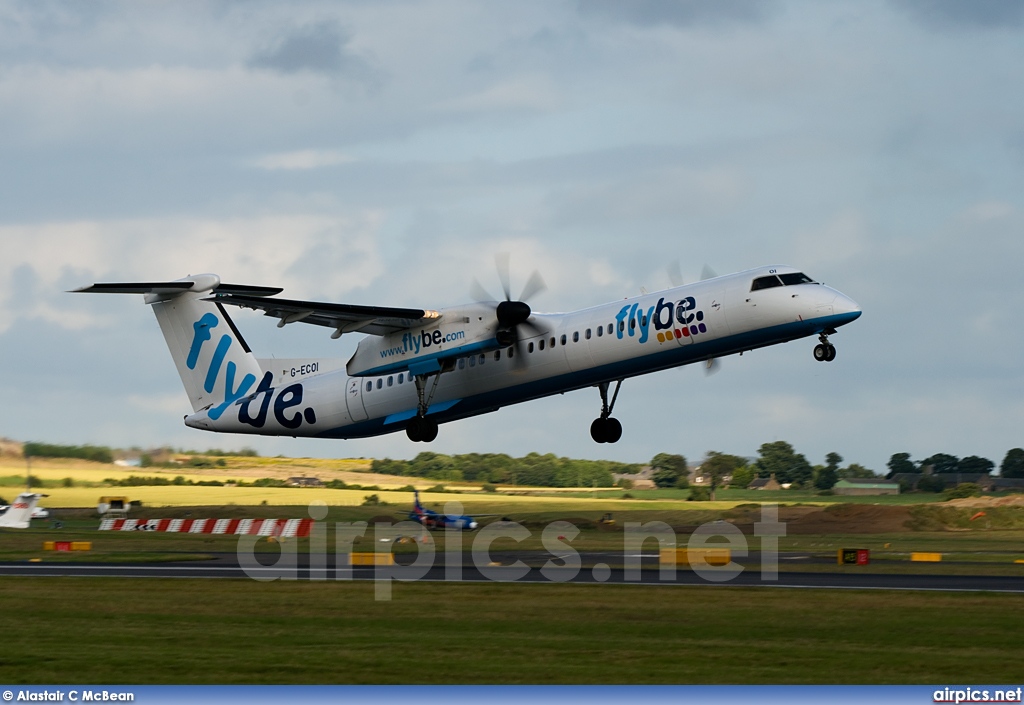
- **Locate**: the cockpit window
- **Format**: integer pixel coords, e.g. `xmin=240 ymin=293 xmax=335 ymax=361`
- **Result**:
xmin=751 ymin=275 xmax=783 ymax=291
xmin=779 ymin=272 xmax=816 ymax=286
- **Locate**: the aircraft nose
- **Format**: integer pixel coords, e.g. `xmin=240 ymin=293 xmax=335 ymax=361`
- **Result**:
xmin=827 ymin=291 xmax=860 ymax=325
xmin=832 ymin=292 xmax=862 ymax=321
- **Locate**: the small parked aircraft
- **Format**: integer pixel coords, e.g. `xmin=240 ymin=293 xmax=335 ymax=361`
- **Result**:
xmin=74 ymin=261 xmax=860 ymax=444
xmin=0 ymin=492 xmax=48 ymax=529
xmin=406 ymin=491 xmax=488 ymax=530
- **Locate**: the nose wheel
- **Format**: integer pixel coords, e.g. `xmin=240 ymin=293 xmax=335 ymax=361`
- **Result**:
xmin=591 ymin=380 xmax=623 ymax=443
xmin=813 ymin=333 xmax=837 ymax=362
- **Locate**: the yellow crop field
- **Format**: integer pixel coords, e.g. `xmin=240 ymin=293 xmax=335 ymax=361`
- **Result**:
xmin=30 ymin=485 xmax=665 ymax=509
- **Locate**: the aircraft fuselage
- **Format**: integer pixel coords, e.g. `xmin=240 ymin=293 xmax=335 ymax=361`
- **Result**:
xmin=182 ymin=265 xmax=860 ymax=440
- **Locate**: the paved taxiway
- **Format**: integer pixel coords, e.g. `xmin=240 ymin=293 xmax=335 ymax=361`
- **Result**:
xmin=1 ymin=553 xmax=1022 ymax=592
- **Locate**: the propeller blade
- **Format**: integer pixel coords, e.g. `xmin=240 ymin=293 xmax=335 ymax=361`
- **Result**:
xmin=519 ymin=317 xmax=550 ymax=338
xmin=470 ymin=278 xmax=497 ymax=304
xmin=495 ymin=253 xmax=512 ymax=301
xmin=511 ymin=339 xmax=529 ymax=371
xmin=518 ymin=270 xmax=547 ymax=303
xmin=668 ymin=261 xmax=684 ymax=287
xmin=700 ymin=264 xmax=718 ymax=282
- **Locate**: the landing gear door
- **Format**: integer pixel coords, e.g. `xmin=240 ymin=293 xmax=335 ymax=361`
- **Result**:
xmin=346 ymin=377 xmax=369 ymax=422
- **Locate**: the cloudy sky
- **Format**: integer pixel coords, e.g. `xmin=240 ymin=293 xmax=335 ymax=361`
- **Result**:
xmin=2 ymin=0 xmax=1022 ymax=472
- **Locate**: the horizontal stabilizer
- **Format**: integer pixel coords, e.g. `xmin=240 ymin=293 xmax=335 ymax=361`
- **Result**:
xmin=71 ymin=282 xmax=195 ymax=295
xmin=72 ymin=281 xmax=283 ymax=297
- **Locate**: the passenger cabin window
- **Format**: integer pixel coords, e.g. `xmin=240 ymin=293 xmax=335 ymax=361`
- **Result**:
xmin=365 ymin=381 xmax=372 ymax=392
xmin=528 ymin=342 xmax=534 ymax=353
xmin=398 ymin=373 xmax=404 ymax=384
xmin=596 ymin=326 xmax=603 ymax=337
xmin=751 ymin=275 xmax=783 ymax=291
xmin=376 ymin=378 xmax=382 ymax=389
xmin=507 ymin=347 xmax=514 ymax=358
xmin=607 ymin=324 xmax=613 ymax=335
xmin=470 ymin=356 xmax=476 ymax=367
xmin=779 ymin=272 xmax=816 ymax=286
xmin=573 ymin=331 xmax=580 ymax=343
xmin=494 ymin=350 xmax=501 ymax=361
xmin=585 ymin=329 xmax=591 ymax=340
xmin=458 ymin=358 xmax=465 ymax=370
xmin=387 ymin=376 xmax=393 ymax=387
xmin=549 ymin=337 xmax=556 ymax=348
xmin=560 ymin=334 xmax=567 ymax=346
xmin=539 ymin=339 xmax=545 ymax=351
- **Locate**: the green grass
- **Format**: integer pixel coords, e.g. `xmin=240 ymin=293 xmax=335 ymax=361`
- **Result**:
xmin=0 ymin=578 xmax=1022 ymax=684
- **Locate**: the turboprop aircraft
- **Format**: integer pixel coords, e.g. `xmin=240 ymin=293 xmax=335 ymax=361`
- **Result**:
xmin=0 ymin=493 xmax=47 ymax=529
xmin=73 ymin=262 xmax=860 ymax=444
xmin=405 ymin=491 xmax=490 ymax=530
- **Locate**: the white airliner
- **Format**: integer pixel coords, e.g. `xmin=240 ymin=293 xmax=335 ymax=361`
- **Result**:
xmin=0 ymin=493 xmax=47 ymax=529
xmin=74 ymin=264 xmax=860 ymax=444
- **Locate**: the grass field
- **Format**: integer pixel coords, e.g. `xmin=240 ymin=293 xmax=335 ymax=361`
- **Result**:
xmin=3 ymin=456 xmax=1024 ymax=685
xmin=0 ymin=577 xmax=1022 ymax=684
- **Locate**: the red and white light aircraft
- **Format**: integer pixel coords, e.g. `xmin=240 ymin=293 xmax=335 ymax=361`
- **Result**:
xmin=75 ymin=262 xmax=860 ymax=444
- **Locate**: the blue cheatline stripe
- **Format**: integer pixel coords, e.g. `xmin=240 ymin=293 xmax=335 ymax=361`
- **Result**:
xmin=0 ymin=685 xmax=985 ymax=704
xmin=315 ymin=311 xmax=860 ymax=439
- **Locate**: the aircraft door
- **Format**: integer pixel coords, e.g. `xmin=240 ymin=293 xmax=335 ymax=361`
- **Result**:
xmin=345 ymin=377 xmax=369 ymax=422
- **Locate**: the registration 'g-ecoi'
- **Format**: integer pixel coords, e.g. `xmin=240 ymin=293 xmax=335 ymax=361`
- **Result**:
xmin=74 ymin=264 xmax=861 ymax=444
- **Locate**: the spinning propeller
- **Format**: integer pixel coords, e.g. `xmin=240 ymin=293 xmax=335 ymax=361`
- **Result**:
xmin=471 ymin=253 xmax=549 ymax=368
xmin=667 ymin=261 xmax=721 ymax=376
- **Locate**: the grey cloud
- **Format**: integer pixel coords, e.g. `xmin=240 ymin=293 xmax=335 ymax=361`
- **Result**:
xmin=891 ymin=0 xmax=1024 ymax=30
xmin=248 ymin=21 xmax=380 ymax=83
xmin=576 ymin=0 xmax=778 ymax=28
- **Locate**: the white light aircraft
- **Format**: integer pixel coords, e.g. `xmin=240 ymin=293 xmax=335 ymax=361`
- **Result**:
xmin=74 ymin=263 xmax=860 ymax=444
xmin=0 ymin=493 xmax=48 ymax=529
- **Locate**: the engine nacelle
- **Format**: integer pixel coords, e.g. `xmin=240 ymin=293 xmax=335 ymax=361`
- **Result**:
xmin=346 ymin=304 xmax=501 ymax=377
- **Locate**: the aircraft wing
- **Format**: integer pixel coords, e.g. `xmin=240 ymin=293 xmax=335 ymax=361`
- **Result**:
xmin=210 ymin=293 xmax=441 ymax=337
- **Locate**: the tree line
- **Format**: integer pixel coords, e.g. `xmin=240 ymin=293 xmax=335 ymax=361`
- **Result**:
xmin=647 ymin=442 xmax=878 ymax=496
xmin=885 ymin=450 xmax=1024 ymax=478
xmin=23 ymin=442 xmax=114 ymax=464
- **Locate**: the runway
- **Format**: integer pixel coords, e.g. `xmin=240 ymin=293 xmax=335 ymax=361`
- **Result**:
xmin=2 ymin=554 xmax=1023 ymax=593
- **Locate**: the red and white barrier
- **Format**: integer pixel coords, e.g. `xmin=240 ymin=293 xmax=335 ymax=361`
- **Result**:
xmin=98 ymin=517 xmax=313 ymax=538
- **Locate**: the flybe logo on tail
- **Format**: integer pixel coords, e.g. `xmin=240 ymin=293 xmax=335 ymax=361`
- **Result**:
xmin=615 ymin=296 xmax=708 ymax=344
xmin=187 ymin=313 xmax=257 ymax=420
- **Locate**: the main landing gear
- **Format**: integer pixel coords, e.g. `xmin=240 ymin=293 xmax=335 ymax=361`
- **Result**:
xmin=813 ymin=332 xmax=837 ymax=362
xmin=406 ymin=372 xmax=442 ymax=443
xmin=591 ymin=380 xmax=623 ymax=444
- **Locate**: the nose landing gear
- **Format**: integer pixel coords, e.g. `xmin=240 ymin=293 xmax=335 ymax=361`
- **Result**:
xmin=591 ymin=380 xmax=623 ymax=443
xmin=813 ymin=332 xmax=837 ymax=362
